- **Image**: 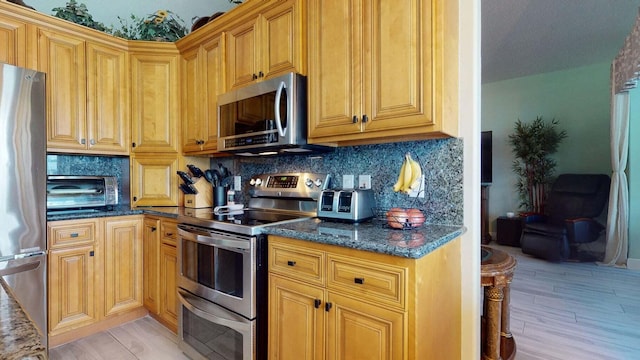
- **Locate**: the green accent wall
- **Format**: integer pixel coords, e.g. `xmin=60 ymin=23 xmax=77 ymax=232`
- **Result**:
xmin=482 ymin=62 xmax=612 ymax=239
xmin=628 ymin=88 xmax=640 ymax=259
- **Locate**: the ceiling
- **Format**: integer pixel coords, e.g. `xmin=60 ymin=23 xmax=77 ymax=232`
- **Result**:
xmin=482 ymin=0 xmax=639 ymax=83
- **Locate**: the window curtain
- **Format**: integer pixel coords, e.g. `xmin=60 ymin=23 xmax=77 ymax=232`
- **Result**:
xmin=600 ymin=9 xmax=640 ymax=267
xmin=600 ymin=90 xmax=629 ymax=266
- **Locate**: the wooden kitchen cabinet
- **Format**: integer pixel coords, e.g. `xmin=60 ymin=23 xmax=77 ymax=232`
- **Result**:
xmin=48 ymin=216 xmax=145 ymax=346
xmin=307 ymin=0 xmax=458 ymax=145
xmin=143 ymin=216 xmax=178 ymax=333
xmin=142 ymin=217 xmax=161 ymax=313
xmin=130 ymin=154 xmax=179 ymax=207
xmin=0 ymin=12 xmax=30 ymax=67
xmin=268 ymin=235 xmax=462 ymax=360
xmin=129 ymin=43 xmax=181 ymax=154
xmin=226 ymin=0 xmax=305 ymax=90
xmin=178 ymin=33 xmax=226 ymax=154
xmin=37 ymin=27 xmax=130 ymax=154
xmin=48 ymin=219 xmax=99 ymax=338
xmin=103 ymin=217 xmax=143 ymax=317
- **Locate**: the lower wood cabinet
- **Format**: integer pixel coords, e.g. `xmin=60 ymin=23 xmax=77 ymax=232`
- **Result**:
xmin=268 ymin=235 xmax=462 ymax=360
xmin=47 ymin=216 xmax=145 ymax=346
xmin=143 ymin=215 xmax=178 ymax=333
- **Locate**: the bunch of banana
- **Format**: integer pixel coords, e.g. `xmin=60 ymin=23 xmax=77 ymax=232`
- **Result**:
xmin=393 ymin=153 xmax=422 ymax=193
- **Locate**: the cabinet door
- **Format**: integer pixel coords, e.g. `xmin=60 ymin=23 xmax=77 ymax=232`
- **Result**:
xmin=269 ymin=275 xmax=325 ymax=360
xmin=326 ymin=292 xmax=405 ymax=360
xmin=181 ymin=46 xmax=205 ymax=153
xmin=143 ymin=217 xmax=161 ymax=313
xmin=307 ymin=0 xmax=362 ymax=138
xmin=38 ymin=28 xmax=87 ymax=152
xmin=130 ymin=154 xmax=179 ymax=207
xmin=86 ymin=42 xmax=130 ymax=154
xmin=48 ymin=245 xmax=96 ymax=335
xmin=201 ymin=34 xmax=225 ymax=152
xmin=0 ymin=15 xmax=27 ymax=66
xmin=362 ymin=0 xmax=433 ymax=133
xmin=103 ymin=217 xmax=143 ymax=317
xmin=159 ymin=243 xmax=178 ymax=333
xmin=130 ymin=51 xmax=180 ymax=153
xmin=226 ymin=14 xmax=260 ymax=90
xmin=261 ymin=0 xmax=303 ymax=79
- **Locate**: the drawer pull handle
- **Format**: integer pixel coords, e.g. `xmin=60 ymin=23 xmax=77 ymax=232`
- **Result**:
xmin=287 ymin=260 xmax=296 ymax=266
xmin=354 ymin=277 xmax=365 ymax=284
xmin=70 ymin=233 xmax=79 ymax=238
xmin=314 ymin=299 xmax=321 ymax=309
xmin=166 ymin=233 xmax=174 ymax=236
xmin=325 ymin=302 xmax=332 ymax=312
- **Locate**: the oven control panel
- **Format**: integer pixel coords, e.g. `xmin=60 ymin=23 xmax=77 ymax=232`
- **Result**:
xmin=249 ymin=173 xmax=331 ymax=200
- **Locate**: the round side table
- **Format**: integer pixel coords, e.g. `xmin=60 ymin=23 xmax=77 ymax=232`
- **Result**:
xmin=481 ymin=246 xmax=517 ymax=360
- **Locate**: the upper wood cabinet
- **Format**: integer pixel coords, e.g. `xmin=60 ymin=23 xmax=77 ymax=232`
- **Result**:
xmin=178 ymin=33 xmax=226 ymax=154
xmin=0 ymin=12 xmax=29 ymax=67
xmin=307 ymin=0 xmax=458 ymax=145
xmin=226 ymin=0 xmax=305 ymax=90
xmin=130 ymin=153 xmax=179 ymax=207
xmin=129 ymin=43 xmax=180 ymax=154
xmin=37 ymin=27 xmax=130 ymax=155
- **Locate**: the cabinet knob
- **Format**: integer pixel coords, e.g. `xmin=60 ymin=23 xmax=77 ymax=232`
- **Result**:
xmin=325 ymin=302 xmax=332 ymax=312
xmin=89 ymin=139 xmax=96 ymax=145
xmin=80 ymin=138 xmax=86 ymax=145
xmin=258 ymin=71 xmax=264 ymax=78
xmin=352 ymin=115 xmax=358 ymax=123
xmin=151 ymin=227 xmax=157 ymax=232
xmin=362 ymin=114 xmax=369 ymax=123
xmin=132 ymin=142 xmax=137 ymax=148
xmin=354 ymin=277 xmax=365 ymax=284
xmin=89 ymin=251 xmax=94 ymax=257
xmin=252 ymin=73 xmax=258 ymax=80
xmin=133 ymin=196 xmax=138 ymax=201
xmin=314 ymin=299 xmax=321 ymax=309
xmin=287 ymin=260 xmax=296 ymax=267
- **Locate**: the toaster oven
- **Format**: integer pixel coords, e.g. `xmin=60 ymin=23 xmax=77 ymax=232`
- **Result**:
xmin=46 ymin=175 xmax=118 ymax=212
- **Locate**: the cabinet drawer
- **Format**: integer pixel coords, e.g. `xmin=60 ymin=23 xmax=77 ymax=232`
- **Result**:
xmin=269 ymin=243 xmax=325 ymax=286
xmin=327 ymin=255 xmax=406 ymax=309
xmin=48 ymin=220 xmax=98 ymax=248
xmin=161 ymin=220 xmax=177 ymax=246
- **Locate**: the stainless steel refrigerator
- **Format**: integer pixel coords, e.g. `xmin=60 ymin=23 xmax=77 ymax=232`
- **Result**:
xmin=0 ymin=63 xmax=47 ymax=349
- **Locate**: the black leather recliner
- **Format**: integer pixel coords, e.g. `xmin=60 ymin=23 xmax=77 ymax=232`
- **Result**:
xmin=520 ymin=174 xmax=610 ymax=261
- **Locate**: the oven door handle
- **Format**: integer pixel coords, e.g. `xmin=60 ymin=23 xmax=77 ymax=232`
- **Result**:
xmin=178 ymin=289 xmax=252 ymax=332
xmin=178 ymin=227 xmax=251 ymax=250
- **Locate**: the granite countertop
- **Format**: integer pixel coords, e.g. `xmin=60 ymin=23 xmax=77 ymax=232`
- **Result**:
xmin=262 ymin=218 xmax=465 ymax=259
xmin=46 ymin=205 xmax=178 ymax=222
xmin=0 ymin=279 xmax=47 ymax=359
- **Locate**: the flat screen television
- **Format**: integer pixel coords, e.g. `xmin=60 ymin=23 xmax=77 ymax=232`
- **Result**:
xmin=481 ymin=131 xmax=492 ymax=184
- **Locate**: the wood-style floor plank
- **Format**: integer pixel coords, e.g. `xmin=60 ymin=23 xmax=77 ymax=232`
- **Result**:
xmin=493 ymin=244 xmax=640 ymax=360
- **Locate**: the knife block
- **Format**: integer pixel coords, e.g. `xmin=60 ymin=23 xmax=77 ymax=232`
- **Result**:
xmin=184 ymin=178 xmax=213 ymax=208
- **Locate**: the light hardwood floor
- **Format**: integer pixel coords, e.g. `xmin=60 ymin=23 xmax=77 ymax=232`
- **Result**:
xmin=492 ymin=244 xmax=640 ymax=360
xmin=50 ymin=246 xmax=640 ymax=360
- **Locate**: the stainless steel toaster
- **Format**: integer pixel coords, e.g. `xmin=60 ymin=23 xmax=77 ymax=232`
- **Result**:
xmin=317 ymin=188 xmax=376 ymax=223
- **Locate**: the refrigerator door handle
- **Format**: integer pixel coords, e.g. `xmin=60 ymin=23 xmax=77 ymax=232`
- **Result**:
xmin=0 ymin=260 xmax=41 ymax=277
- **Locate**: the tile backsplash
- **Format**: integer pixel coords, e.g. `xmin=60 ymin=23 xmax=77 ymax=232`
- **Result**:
xmin=225 ymin=138 xmax=463 ymax=225
xmin=47 ymin=154 xmax=130 ymax=205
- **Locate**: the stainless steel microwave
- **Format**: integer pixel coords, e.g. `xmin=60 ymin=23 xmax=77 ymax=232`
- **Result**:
xmin=217 ymin=72 xmax=332 ymax=155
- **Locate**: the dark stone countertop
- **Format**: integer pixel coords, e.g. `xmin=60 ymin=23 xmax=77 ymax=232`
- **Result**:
xmin=0 ymin=279 xmax=47 ymax=359
xmin=261 ymin=218 xmax=465 ymax=259
xmin=46 ymin=205 xmax=178 ymax=222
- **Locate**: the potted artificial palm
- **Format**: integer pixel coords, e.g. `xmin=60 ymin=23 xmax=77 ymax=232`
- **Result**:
xmin=508 ymin=116 xmax=567 ymax=214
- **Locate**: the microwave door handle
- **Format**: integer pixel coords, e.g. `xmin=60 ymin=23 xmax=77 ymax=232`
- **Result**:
xmin=274 ymin=80 xmax=288 ymax=137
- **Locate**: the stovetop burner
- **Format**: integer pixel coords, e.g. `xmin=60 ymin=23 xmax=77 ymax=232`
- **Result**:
xmin=178 ymin=208 xmax=312 ymax=235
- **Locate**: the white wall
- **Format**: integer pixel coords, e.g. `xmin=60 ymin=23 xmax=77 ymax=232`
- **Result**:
xmin=481 ymin=62 xmax=611 ymax=233
xmin=26 ymin=0 xmax=236 ymax=31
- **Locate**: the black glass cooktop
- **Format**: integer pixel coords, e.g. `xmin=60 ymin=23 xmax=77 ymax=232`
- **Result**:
xmin=178 ymin=208 xmax=310 ymax=235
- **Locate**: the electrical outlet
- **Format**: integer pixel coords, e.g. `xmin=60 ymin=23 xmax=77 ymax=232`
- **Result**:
xmin=358 ymin=175 xmax=371 ymax=189
xmin=233 ymin=176 xmax=242 ymax=191
xmin=407 ymin=175 xmax=425 ymax=198
xmin=343 ymin=175 xmax=355 ymax=189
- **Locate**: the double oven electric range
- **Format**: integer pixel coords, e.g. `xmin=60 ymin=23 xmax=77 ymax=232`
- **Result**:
xmin=176 ymin=172 xmax=330 ymax=360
